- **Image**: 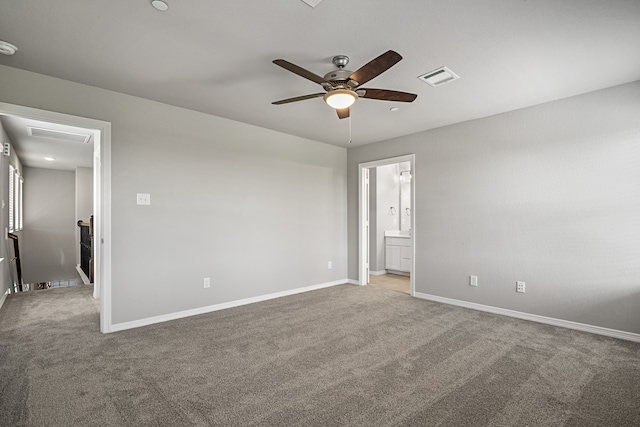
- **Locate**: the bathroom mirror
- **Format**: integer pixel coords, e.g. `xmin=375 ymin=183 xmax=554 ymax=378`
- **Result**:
xmin=399 ymin=169 xmax=411 ymax=232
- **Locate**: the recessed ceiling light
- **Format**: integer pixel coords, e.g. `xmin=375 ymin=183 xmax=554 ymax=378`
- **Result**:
xmin=390 ymin=107 xmax=399 ymax=112
xmin=44 ymin=157 xmax=55 ymax=161
xmin=0 ymin=40 xmax=18 ymax=56
xmin=151 ymin=0 xmax=169 ymax=11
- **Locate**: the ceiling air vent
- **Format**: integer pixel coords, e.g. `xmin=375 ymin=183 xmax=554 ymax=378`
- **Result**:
xmin=27 ymin=126 xmax=92 ymax=144
xmin=418 ymin=66 xmax=460 ymax=87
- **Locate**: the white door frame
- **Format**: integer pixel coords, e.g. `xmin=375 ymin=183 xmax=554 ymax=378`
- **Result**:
xmin=359 ymin=154 xmax=415 ymax=296
xmin=0 ymin=102 xmax=112 ymax=333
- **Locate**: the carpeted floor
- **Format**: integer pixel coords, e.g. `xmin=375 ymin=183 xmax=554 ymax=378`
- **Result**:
xmin=1 ymin=284 xmax=639 ymax=426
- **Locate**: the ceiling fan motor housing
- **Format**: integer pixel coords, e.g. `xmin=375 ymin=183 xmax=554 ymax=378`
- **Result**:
xmin=323 ymin=69 xmax=359 ymax=94
xmin=323 ymin=55 xmax=354 ymax=89
xmin=324 ymin=69 xmax=352 ymax=82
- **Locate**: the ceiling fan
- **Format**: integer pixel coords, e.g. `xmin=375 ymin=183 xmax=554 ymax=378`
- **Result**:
xmin=272 ymin=50 xmax=417 ymax=119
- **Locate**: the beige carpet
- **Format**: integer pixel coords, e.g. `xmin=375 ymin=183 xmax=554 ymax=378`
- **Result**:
xmin=1 ymin=284 xmax=639 ymax=426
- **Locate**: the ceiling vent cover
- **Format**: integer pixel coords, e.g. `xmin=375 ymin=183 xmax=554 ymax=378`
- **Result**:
xmin=418 ymin=66 xmax=460 ymax=87
xmin=27 ymin=126 xmax=92 ymax=144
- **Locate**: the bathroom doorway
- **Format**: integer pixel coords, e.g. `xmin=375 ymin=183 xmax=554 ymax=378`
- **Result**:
xmin=358 ymin=154 xmax=415 ymax=296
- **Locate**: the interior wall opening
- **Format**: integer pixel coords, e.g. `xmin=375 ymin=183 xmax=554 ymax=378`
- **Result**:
xmin=358 ymin=154 xmax=415 ymax=296
xmin=0 ymin=102 xmax=112 ymax=333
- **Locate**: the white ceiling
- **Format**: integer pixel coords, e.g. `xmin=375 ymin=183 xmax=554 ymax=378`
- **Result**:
xmin=0 ymin=115 xmax=95 ymax=170
xmin=0 ymin=0 xmax=639 ymax=151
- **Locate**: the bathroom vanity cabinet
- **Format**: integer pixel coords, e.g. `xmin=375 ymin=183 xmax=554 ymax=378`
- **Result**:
xmin=385 ymin=236 xmax=411 ymax=273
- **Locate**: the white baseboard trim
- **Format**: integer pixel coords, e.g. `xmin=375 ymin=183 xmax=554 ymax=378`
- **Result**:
xmin=0 ymin=289 xmax=9 ymax=311
xmin=414 ymin=292 xmax=640 ymax=343
xmin=76 ymin=265 xmax=91 ymax=285
xmin=369 ymin=270 xmax=386 ymax=276
xmin=110 ymin=279 xmax=349 ymax=333
xmin=347 ymin=279 xmax=360 ymax=285
xmin=386 ymin=270 xmax=410 ymax=277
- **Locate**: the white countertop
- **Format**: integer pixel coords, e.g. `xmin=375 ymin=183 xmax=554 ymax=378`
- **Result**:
xmin=384 ymin=230 xmax=410 ymax=238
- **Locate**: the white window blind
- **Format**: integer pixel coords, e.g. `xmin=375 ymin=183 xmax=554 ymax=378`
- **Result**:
xmin=9 ymin=165 xmax=14 ymax=232
xmin=8 ymin=165 xmax=23 ymax=233
xmin=18 ymin=177 xmax=24 ymax=230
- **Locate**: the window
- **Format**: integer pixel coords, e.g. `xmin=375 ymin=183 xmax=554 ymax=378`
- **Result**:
xmin=8 ymin=165 xmax=23 ymax=233
xmin=19 ymin=176 xmax=23 ymax=230
xmin=9 ymin=165 xmax=14 ymax=232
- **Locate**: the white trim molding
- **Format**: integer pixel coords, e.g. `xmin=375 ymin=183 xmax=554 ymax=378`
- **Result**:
xmin=0 ymin=289 xmax=9 ymax=311
xmin=76 ymin=265 xmax=91 ymax=285
xmin=0 ymin=258 xmax=6 ymax=310
xmin=369 ymin=270 xmax=387 ymax=276
xmin=110 ymin=279 xmax=349 ymax=333
xmin=415 ymin=292 xmax=640 ymax=343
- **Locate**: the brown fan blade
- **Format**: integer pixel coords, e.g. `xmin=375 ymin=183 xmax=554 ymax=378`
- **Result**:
xmin=273 ymin=59 xmax=326 ymax=85
xmin=336 ymin=107 xmax=350 ymax=119
xmin=359 ymin=88 xmax=417 ymax=102
xmin=272 ymin=93 xmax=325 ymax=105
xmin=348 ymin=50 xmax=403 ymax=86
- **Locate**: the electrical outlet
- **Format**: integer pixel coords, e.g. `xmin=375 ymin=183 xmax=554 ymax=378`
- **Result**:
xmin=469 ymin=275 xmax=478 ymax=287
xmin=136 ymin=193 xmax=151 ymax=205
xmin=328 ymin=261 xmax=332 ymax=270
xmin=516 ymin=281 xmax=525 ymax=293
xmin=203 ymin=277 xmax=211 ymax=289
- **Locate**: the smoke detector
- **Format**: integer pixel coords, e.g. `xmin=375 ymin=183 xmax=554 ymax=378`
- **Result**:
xmin=418 ymin=66 xmax=460 ymax=87
xmin=0 ymin=40 xmax=18 ymax=56
xmin=151 ymin=0 xmax=169 ymax=11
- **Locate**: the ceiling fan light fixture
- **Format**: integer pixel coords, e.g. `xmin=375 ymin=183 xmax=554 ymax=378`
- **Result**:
xmin=324 ymin=89 xmax=357 ymax=109
xmin=0 ymin=40 xmax=18 ymax=56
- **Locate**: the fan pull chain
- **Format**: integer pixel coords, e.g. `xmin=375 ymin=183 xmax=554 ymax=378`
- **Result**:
xmin=348 ymin=112 xmax=352 ymax=144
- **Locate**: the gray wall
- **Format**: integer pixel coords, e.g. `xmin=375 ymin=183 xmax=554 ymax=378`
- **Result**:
xmin=0 ymin=121 xmax=13 ymax=297
xmin=22 ymin=167 xmax=77 ymax=283
xmin=348 ymin=81 xmax=640 ymax=334
xmin=0 ymin=65 xmax=347 ymax=325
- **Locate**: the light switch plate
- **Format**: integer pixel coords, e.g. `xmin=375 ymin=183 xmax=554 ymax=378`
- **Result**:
xmin=137 ymin=193 xmax=151 ymax=205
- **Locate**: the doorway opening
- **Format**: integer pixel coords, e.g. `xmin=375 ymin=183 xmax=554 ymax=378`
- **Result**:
xmin=358 ymin=154 xmax=415 ymax=296
xmin=0 ymin=102 xmax=112 ymax=333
